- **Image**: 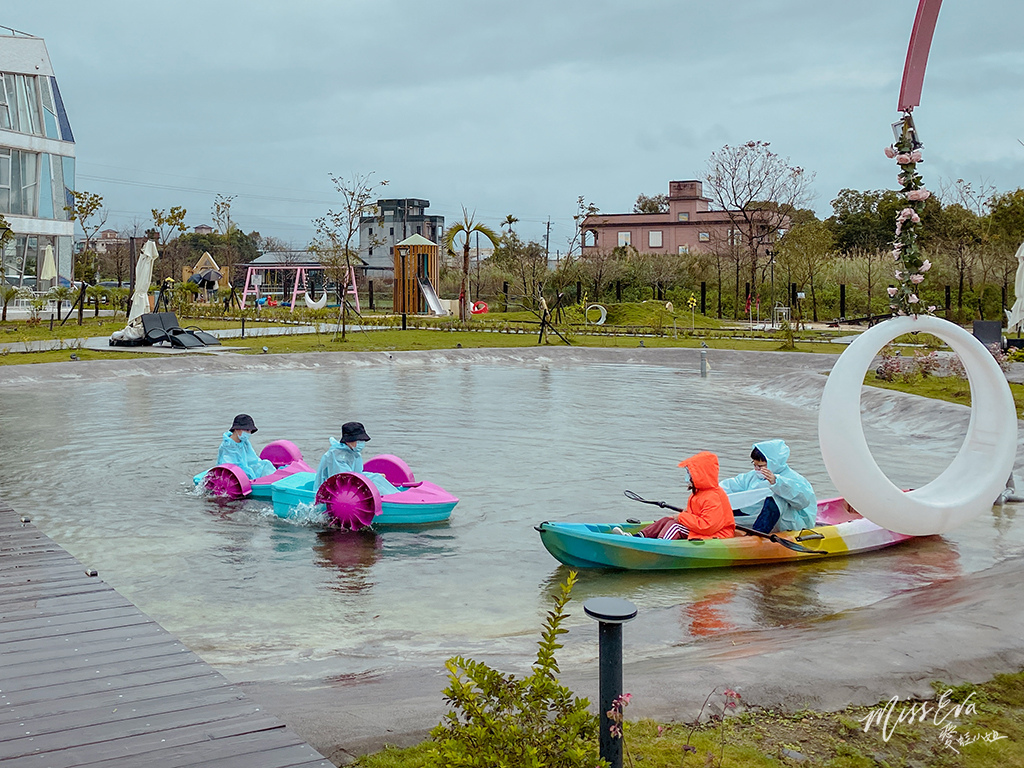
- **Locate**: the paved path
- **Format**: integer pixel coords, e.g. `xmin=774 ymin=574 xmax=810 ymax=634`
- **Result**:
xmin=0 ymin=323 xmax=378 ymax=355
xmin=0 ymin=499 xmax=332 ymax=768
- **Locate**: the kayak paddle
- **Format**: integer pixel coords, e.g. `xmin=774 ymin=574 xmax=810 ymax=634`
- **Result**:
xmin=623 ymin=490 xmax=827 ymax=555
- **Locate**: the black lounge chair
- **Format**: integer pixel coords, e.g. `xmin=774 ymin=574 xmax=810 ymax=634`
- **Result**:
xmin=140 ymin=313 xmax=202 ymax=348
xmin=154 ymin=312 xmax=221 ymax=346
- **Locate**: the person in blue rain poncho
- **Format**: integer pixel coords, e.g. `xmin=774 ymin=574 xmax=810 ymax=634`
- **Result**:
xmin=217 ymin=414 xmax=276 ymax=480
xmin=314 ymin=422 xmax=399 ymax=495
xmin=720 ymin=439 xmax=817 ymax=533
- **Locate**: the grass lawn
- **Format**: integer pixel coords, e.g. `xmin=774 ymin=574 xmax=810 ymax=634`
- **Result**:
xmin=221 ymin=328 xmax=840 ymax=355
xmin=352 ymin=672 xmax=1024 ymax=767
xmin=865 ymin=373 xmax=1024 ymax=419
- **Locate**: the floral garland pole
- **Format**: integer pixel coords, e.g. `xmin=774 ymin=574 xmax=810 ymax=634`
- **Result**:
xmin=884 ymin=122 xmax=934 ymax=316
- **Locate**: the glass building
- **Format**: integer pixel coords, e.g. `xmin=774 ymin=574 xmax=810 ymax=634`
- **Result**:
xmin=0 ymin=29 xmax=75 ymax=289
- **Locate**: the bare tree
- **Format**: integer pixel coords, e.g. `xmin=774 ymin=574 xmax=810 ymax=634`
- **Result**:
xmin=311 ymin=172 xmax=387 ymax=340
xmin=212 ymin=194 xmax=237 ymax=234
xmin=703 ymin=141 xmax=814 ymax=301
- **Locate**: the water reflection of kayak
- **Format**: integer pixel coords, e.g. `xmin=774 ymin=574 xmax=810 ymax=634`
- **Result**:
xmin=536 ymin=497 xmax=919 ymax=571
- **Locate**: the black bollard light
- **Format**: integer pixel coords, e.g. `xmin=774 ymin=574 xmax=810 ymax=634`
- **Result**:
xmin=584 ymin=597 xmax=638 ymax=768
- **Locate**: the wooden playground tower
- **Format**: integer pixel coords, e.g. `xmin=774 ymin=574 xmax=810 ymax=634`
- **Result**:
xmin=394 ymin=234 xmax=441 ymax=315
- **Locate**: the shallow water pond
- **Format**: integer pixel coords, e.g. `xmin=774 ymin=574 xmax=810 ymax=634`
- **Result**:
xmin=1 ymin=359 xmax=1021 ymax=685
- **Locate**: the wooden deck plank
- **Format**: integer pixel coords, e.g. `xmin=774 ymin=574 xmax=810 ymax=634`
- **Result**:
xmin=0 ymin=606 xmax=144 ymax=638
xmin=0 ymin=670 xmax=226 ymax=724
xmin=83 ymin=729 xmax=331 ymax=768
xmin=0 ymin=590 xmax=135 ymax=620
xmin=0 ymin=684 xmax=245 ymax=739
xmin=0 ymin=606 xmax=152 ymax=643
xmin=0 ymin=642 xmax=193 ymax=693
xmin=0 ymin=662 xmax=221 ymax=710
xmin=0 ymin=713 xmax=290 ymax=768
xmin=0 ymin=699 xmax=273 ymax=759
xmin=0 ymin=501 xmax=332 ymax=768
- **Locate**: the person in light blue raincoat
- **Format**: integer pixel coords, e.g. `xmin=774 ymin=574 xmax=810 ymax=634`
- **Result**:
xmin=720 ymin=439 xmax=816 ymax=533
xmin=315 ymin=422 xmax=399 ymax=495
xmin=218 ymin=414 xmax=276 ymax=480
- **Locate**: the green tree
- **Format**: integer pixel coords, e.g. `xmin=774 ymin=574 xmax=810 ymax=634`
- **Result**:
xmin=827 ymin=189 xmax=905 ymax=253
xmin=65 ymin=190 xmax=108 ymax=324
xmin=633 ymin=193 xmax=668 ymax=214
xmin=930 ymin=203 xmax=982 ymax=320
xmin=502 ymin=214 xmax=519 ymax=233
xmin=443 ymin=209 xmax=500 ymax=321
xmin=777 ymin=219 xmax=836 ymax=322
xmin=492 ymin=232 xmax=548 ymax=311
xmin=151 ymin=205 xmax=188 ymax=282
xmin=0 ymin=283 xmax=18 ymax=322
xmin=0 ymin=213 xmax=14 ymax=279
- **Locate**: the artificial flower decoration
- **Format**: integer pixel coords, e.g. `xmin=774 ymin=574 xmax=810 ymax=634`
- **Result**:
xmin=885 ymin=120 xmax=933 ymax=316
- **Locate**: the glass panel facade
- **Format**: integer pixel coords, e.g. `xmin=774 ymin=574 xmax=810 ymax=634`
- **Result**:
xmin=50 ymin=77 xmax=74 ymax=142
xmin=3 ymin=76 xmax=16 ymax=132
xmin=6 ymin=150 xmax=39 ymax=216
xmin=0 ymin=72 xmax=70 ymax=140
xmin=0 ymin=76 xmax=9 ymax=130
xmin=38 ymin=153 xmax=52 ymax=219
xmin=62 ymin=156 xmax=75 ymax=212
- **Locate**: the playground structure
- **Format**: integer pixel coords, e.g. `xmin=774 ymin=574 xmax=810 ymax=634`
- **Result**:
xmin=395 ymin=234 xmax=446 ymax=317
xmin=240 ymin=260 xmax=358 ymax=312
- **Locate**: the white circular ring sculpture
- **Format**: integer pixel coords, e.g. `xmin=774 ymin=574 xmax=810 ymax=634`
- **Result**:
xmin=819 ymin=315 xmax=1017 ymax=536
xmin=585 ymin=304 xmax=607 ymax=325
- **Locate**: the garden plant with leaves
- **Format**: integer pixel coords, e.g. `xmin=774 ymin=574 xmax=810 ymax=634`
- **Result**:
xmin=428 ymin=571 xmax=602 ymax=767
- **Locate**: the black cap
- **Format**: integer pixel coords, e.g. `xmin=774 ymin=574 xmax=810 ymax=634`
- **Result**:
xmin=230 ymin=414 xmax=258 ymax=433
xmin=340 ymin=421 xmax=370 ymax=442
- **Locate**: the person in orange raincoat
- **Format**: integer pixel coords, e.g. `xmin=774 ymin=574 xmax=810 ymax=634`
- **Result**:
xmin=633 ymin=451 xmax=735 ymax=540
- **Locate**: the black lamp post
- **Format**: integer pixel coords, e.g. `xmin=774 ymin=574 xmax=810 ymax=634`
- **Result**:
xmin=397 ymin=244 xmax=410 ymax=330
xmin=584 ymin=597 xmax=638 ymax=768
xmin=766 ymin=248 xmax=775 ymax=327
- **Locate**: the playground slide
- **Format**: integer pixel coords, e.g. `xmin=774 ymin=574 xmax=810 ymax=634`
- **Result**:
xmin=417 ymin=277 xmax=448 ymax=316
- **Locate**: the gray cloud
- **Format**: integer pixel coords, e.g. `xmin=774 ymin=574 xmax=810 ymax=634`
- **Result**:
xmin=10 ymin=0 xmax=1024 ymax=246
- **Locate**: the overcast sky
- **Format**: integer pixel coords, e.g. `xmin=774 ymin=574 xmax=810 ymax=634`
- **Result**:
xmin=9 ymin=1 xmax=1024 ymax=250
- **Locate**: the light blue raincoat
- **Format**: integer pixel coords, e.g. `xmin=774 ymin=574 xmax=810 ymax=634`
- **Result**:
xmin=314 ymin=438 xmax=399 ymax=495
xmin=217 ymin=432 xmax=276 ymax=480
xmin=720 ymin=439 xmax=817 ymax=532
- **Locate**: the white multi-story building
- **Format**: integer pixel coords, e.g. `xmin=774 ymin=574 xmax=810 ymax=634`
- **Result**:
xmin=358 ymin=198 xmax=444 ymax=272
xmin=0 ymin=27 xmax=76 ymax=287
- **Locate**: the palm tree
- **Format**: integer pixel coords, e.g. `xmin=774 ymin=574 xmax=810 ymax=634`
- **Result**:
xmin=502 ymin=214 xmax=519 ymax=233
xmin=46 ymin=286 xmax=74 ymax=322
xmin=443 ymin=208 xmax=500 ymax=321
xmin=0 ymin=284 xmax=17 ymax=322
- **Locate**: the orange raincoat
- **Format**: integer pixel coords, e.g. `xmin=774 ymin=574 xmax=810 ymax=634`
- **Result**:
xmin=676 ymin=451 xmax=735 ymax=539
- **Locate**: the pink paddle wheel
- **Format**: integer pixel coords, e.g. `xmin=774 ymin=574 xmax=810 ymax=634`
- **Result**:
xmin=203 ymin=464 xmax=252 ymax=498
xmin=315 ymin=472 xmax=383 ymax=530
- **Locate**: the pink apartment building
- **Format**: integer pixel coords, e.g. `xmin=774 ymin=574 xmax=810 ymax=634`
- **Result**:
xmin=581 ymin=180 xmax=749 ymax=256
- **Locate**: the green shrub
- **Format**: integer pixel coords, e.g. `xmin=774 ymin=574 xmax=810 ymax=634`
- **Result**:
xmin=428 ymin=571 xmax=601 ymax=767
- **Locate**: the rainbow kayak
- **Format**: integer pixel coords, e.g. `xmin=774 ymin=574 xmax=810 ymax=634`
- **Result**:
xmin=536 ymin=497 xmax=917 ymax=570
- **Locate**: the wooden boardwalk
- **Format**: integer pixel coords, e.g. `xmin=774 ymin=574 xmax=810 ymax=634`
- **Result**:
xmin=0 ymin=499 xmax=333 ymax=767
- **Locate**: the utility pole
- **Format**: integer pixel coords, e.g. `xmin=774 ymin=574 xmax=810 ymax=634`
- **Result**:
xmin=544 ymin=218 xmax=551 ymax=260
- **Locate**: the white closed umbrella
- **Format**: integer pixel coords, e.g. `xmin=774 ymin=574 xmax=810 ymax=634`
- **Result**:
xmin=127 ymin=240 xmax=159 ymax=324
xmin=39 ymin=244 xmax=57 ymax=283
xmin=1006 ymin=241 xmax=1024 ymax=334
